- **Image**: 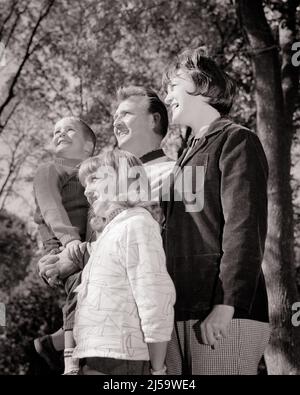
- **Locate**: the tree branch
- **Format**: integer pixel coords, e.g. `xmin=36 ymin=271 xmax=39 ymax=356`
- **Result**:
xmin=0 ymin=160 xmax=23 ymax=210
xmin=0 ymin=100 xmax=20 ymax=132
xmin=32 ymin=55 xmax=74 ymax=114
xmin=223 ymin=38 xmax=246 ymax=68
xmin=0 ymin=131 xmax=24 ymax=197
xmin=0 ymin=0 xmax=55 ymax=121
xmin=0 ymin=0 xmax=19 ymax=40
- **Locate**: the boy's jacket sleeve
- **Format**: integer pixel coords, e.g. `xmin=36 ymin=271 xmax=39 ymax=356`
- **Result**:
xmin=33 ymin=163 xmax=81 ymax=246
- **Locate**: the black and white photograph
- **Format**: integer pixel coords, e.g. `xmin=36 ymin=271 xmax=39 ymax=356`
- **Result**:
xmin=0 ymin=0 xmax=300 ymax=378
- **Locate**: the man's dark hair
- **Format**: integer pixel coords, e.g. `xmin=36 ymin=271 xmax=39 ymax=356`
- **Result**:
xmin=162 ymin=47 xmax=236 ymax=116
xmin=116 ymin=86 xmax=168 ymax=138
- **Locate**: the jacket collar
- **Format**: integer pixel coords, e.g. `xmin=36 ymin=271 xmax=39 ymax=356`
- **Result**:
xmin=202 ymin=116 xmax=233 ymax=139
xmin=165 ymin=117 xmax=232 ymax=207
xmin=54 ymin=156 xmax=82 ymax=168
xmin=178 ymin=117 xmax=233 ymax=169
xmin=139 ymin=149 xmax=165 ymax=164
xmin=164 ymin=117 xmax=234 ymax=218
xmin=98 ymin=207 xmax=151 ymax=239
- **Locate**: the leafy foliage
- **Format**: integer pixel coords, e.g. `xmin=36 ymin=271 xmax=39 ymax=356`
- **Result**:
xmin=0 ymin=260 xmax=63 ymax=375
xmin=0 ymin=210 xmax=34 ymax=294
xmin=0 ymin=210 xmax=63 ymax=375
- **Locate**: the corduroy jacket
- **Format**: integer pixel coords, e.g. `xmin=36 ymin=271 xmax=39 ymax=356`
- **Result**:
xmin=162 ymin=117 xmax=269 ymax=322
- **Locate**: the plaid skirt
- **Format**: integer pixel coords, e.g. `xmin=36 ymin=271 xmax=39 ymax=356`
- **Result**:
xmin=166 ymin=319 xmax=270 ymax=375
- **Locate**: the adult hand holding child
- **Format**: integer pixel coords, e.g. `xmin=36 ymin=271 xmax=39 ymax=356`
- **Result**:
xmin=38 ymin=247 xmax=82 ymax=286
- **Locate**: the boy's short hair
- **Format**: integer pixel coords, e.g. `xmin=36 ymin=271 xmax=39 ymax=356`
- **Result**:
xmin=162 ymin=47 xmax=236 ymax=116
xmin=61 ymin=116 xmax=97 ymax=155
xmin=78 ymin=118 xmax=97 ymax=155
xmin=116 ymin=86 xmax=168 ymax=138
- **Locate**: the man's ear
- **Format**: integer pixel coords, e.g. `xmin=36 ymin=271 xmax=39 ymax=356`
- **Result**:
xmin=152 ymin=112 xmax=161 ymax=133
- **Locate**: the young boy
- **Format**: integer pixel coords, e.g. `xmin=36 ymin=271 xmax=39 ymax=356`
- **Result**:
xmin=33 ymin=116 xmax=96 ymax=374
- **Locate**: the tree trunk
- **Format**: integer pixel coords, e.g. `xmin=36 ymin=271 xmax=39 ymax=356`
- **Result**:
xmin=237 ymin=0 xmax=300 ymax=374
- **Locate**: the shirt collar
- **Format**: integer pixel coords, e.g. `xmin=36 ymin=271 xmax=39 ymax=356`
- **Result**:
xmin=54 ymin=156 xmax=82 ymax=168
xmin=193 ymin=124 xmax=211 ymax=139
xmin=139 ymin=148 xmax=165 ymax=164
xmin=193 ymin=117 xmax=233 ymax=141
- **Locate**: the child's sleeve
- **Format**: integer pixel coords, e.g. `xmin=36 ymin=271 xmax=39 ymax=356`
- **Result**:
xmin=124 ymin=216 xmax=176 ymax=343
xmin=33 ymin=163 xmax=81 ymax=246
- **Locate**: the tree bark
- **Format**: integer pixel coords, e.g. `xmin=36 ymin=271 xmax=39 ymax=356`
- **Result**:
xmin=237 ymin=0 xmax=300 ymax=374
xmin=0 ymin=132 xmax=24 ymax=200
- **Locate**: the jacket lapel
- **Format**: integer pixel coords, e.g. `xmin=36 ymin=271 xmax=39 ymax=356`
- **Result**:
xmin=165 ymin=118 xmax=233 ymax=220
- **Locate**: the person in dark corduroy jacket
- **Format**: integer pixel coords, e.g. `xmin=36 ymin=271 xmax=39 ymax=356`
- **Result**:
xmin=162 ymin=48 xmax=270 ymax=375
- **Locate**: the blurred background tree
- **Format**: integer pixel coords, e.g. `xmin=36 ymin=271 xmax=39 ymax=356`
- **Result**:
xmin=0 ymin=210 xmax=63 ymax=375
xmin=0 ymin=0 xmax=299 ymax=374
xmin=238 ymin=0 xmax=300 ymax=374
xmin=0 ymin=210 xmax=33 ymax=296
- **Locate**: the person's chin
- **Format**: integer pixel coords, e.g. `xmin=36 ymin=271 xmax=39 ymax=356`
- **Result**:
xmin=55 ymin=143 xmax=71 ymax=154
xmin=171 ymin=111 xmax=185 ymax=126
xmin=54 ymin=146 xmax=67 ymax=156
xmin=93 ymin=200 xmax=106 ymax=216
xmin=171 ymin=113 xmax=180 ymax=125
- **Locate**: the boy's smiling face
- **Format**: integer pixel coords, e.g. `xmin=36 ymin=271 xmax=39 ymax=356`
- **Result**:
xmin=53 ymin=118 xmax=89 ymax=159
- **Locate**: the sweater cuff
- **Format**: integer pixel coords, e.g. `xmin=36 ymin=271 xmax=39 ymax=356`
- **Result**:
xmin=60 ymin=234 xmax=80 ymax=247
xmin=145 ymin=335 xmax=172 ymax=343
xmin=218 ymin=294 xmax=252 ymax=314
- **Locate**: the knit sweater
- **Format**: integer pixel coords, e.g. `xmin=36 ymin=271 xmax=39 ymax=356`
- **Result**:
xmin=33 ymin=157 xmax=89 ymax=251
xmin=73 ymin=207 xmax=176 ymax=361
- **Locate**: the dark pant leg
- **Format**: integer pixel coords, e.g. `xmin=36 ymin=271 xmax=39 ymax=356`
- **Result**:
xmin=62 ymin=271 xmax=82 ymax=331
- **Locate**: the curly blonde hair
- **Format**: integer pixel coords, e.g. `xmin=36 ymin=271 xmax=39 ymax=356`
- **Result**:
xmin=79 ymin=149 xmax=164 ymax=231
